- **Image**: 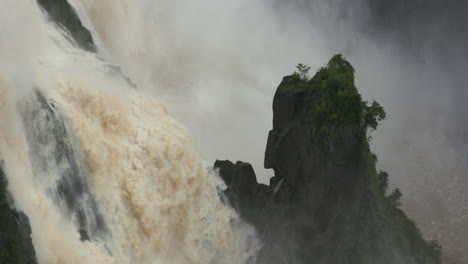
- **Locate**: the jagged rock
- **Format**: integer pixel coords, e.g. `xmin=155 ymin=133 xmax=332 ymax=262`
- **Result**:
xmin=36 ymin=0 xmax=96 ymax=52
xmin=215 ymin=160 xmax=271 ymax=227
xmin=215 ymin=55 xmax=441 ymax=264
xmin=0 ymin=168 xmax=37 ymax=264
xmin=231 ymin=162 xmax=258 ymax=196
xmin=214 ymin=160 xmax=235 ymax=186
xmin=79 ymin=229 xmax=90 ymax=242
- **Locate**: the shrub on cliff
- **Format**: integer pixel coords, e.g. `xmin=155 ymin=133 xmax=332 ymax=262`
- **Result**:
xmin=293 ymin=63 xmax=311 ymax=81
xmin=0 ymin=166 xmax=7 ymax=203
xmin=289 ymin=55 xmax=387 ymax=145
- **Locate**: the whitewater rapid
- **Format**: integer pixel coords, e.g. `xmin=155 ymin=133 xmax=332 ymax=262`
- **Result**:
xmin=0 ymin=0 xmax=258 ymax=263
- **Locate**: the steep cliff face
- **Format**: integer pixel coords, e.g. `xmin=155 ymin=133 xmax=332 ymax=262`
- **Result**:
xmin=0 ymin=167 xmax=37 ymax=264
xmin=215 ymin=55 xmax=441 ymax=264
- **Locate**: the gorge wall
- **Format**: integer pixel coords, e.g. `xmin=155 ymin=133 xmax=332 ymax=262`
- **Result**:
xmin=215 ymin=56 xmax=442 ymax=264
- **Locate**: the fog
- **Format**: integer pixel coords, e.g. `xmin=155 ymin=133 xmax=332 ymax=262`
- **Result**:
xmin=73 ymin=0 xmax=467 ymax=262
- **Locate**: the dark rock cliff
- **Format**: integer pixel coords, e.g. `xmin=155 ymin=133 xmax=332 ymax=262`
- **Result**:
xmin=0 ymin=167 xmax=37 ymax=264
xmin=215 ymin=55 xmax=442 ymax=264
xmin=36 ymin=0 xmax=96 ymax=52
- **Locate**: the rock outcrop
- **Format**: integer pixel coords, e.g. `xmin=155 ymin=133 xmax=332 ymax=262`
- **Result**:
xmin=0 ymin=167 xmax=37 ymax=264
xmin=37 ymin=0 xmax=96 ymax=52
xmin=215 ymin=55 xmax=442 ymax=264
xmin=36 ymin=0 xmax=137 ymax=87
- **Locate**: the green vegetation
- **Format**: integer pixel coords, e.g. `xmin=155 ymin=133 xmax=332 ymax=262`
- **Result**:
xmin=293 ymin=63 xmax=311 ymax=81
xmin=363 ymin=150 xmax=442 ymax=263
xmin=388 ymin=188 xmax=403 ymax=208
xmin=363 ymin=100 xmax=386 ymax=131
xmin=0 ymin=244 xmax=22 ymax=264
xmin=287 ymin=55 xmax=386 ymax=146
xmin=0 ymin=166 xmax=7 ymax=203
xmin=286 ymin=55 xmax=442 ymax=263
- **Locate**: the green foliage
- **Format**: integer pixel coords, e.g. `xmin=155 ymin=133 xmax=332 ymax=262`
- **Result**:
xmin=289 ymin=54 xmax=386 ymax=147
xmin=429 ymin=240 xmax=443 ymax=261
xmin=363 ymin=100 xmax=386 ymax=131
xmin=284 ymin=54 xmax=441 ymax=263
xmin=360 ymin=148 xmax=443 ymax=264
xmin=377 ymin=171 xmax=389 ymax=194
xmin=327 ymin=54 xmax=356 ymax=78
xmin=0 ymin=166 xmax=7 ymax=203
xmin=305 ymin=55 xmax=362 ymax=145
xmin=294 ymin=63 xmax=311 ymax=81
xmin=282 ymin=65 xmax=311 ymax=93
xmin=0 ymin=243 xmax=22 ymax=264
xmin=388 ymin=188 xmax=402 ymax=208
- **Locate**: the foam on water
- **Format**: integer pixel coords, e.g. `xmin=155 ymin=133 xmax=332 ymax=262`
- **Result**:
xmin=0 ymin=0 xmax=259 ymax=263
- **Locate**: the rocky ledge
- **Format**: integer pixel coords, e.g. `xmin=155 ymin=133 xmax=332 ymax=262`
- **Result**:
xmin=0 ymin=166 xmax=37 ymax=264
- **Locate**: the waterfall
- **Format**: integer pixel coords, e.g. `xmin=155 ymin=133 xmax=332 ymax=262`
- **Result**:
xmin=0 ymin=0 xmax=259 ymax=263
xmin=18 ymin=89 xmax=109 ymax=243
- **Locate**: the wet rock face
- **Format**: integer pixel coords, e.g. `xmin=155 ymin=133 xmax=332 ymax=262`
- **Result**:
xmin=0 ymin=168 xmax=37 ymax=264
xmin=214 ymin=160 xmax=271 ymax=228
xmin=265 ymin=76 xmax=366 ymax=206
xmin=0 ymin=204 xmax=37 ymax=264
xmin=37 ymin=0 xmax=96 ymax=52
xmin=215 ymin=77 xmax=367 ymax=263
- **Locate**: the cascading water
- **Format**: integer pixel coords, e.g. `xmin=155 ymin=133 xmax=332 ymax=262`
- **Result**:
xmin=18 ymin=89 xmax=109 ymax=243
xmin=0 ymin=0 xmax=259 ymax=263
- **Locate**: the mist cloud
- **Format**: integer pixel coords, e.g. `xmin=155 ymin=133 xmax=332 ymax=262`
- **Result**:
xmin=75 ymin=0 xmax=467 ymax=261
